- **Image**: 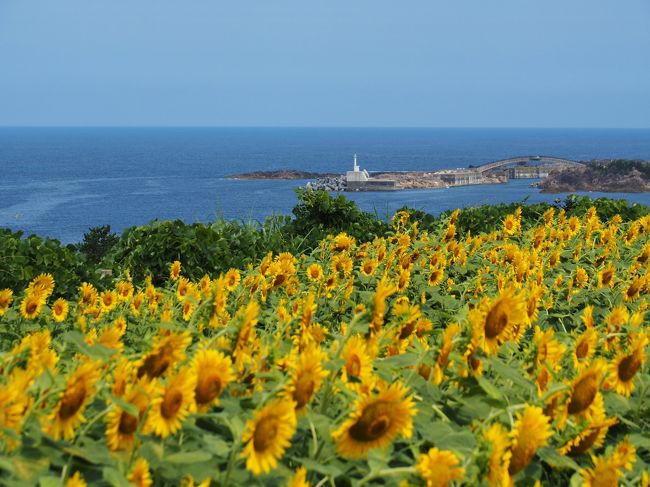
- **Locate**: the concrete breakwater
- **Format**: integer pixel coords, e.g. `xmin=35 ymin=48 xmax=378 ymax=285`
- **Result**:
xmin=305 ymin=176 xmax=347 ymax=192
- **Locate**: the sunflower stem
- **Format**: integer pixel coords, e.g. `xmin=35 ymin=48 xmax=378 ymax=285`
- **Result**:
xmin=222 ymin=438 xmax=241 ymax=487
xmin=356 ymin=466 xmax=417 ymax=486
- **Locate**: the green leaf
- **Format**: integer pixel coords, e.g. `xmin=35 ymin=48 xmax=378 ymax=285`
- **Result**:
xmin=475 ymin=375 xmax=504 ymax=401
xmin=537 ymin=447 xmax=580 ymax=471
xmin=111 ymin=395 xmax=140 ymax=417
xmin=165 ymin=451 xmax=213 ymax=464
xmin=103 ymin=467 xmax=130 ymax=487
xmin=39 ymin=476 xmax=62 ymax=487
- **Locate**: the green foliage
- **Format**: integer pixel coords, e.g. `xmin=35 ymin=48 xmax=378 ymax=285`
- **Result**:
xmin=288 ymin=188 xmax=390 ymax=245
xmin=105 ymin=217 xmax=300 ymax=284
xmin=0 ymin=229 xmax=99 ymax=297
xmin=76 ymin=225 xmax=119 ymax=264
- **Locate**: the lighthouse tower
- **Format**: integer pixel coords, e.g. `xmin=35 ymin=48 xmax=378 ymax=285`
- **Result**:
xmin=346 ymin=153 xmax=369 ymax=184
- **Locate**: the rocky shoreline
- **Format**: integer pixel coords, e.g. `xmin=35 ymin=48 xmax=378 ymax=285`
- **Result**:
xmin=534 ymin=160 xmax=650 ymax=193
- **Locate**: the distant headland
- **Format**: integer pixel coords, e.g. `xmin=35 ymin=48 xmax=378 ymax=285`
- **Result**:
xmin=228 ymin=156 xmax=650 ymax=193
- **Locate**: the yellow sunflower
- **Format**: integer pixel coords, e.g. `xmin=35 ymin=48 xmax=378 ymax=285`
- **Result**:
xmin=305 ymin=263 xmax=324 ymax=282
xmin=100 ymin=290 xmax=118 ymax=311
xmin=360 ymin=258 xmax=378 ymax=277
xmin=285 ymin=345 xmax=328 ymax=412
xmin=19 ymin=293 xmax=44 ymax=320
xmin=340 ymin=335 xmax=374 ymax=388
xmin=144 ymin=368 xmax=196 ymax=438
xmin=573 ymin=328 xmax=599 ymax=371
xmin=0 ymin=288 xmax=13 ymax=316
xmin=78 ymin=282 xmax=98 ymax=308
xmin=27 ymin=273 xmax=55 ymax=298
xmin=606 ymin=336 xmax=647 ymax=396
xmin=558 ymin=417 xmax=617 ymax=456
xmin=533 ymin=325 xmax=566 ymax=372
xmin=65 ymin=472 xmax=87 ymax=487
xmin=136 ymin=331 xmax=191 ymax=379
xmin=567 ymin=360 xmax=606 ymax=416
xmin=483 ymin=423 xmax=511 ymax=486
xmin=51 ymin=297 xmax=69 ymax=322
xmin=287 ymin=466 xmax=309 ymax=487
xmin=45 ymin=360 xmax=102 ymax=440
xmin=369 ymin=278 xmax=398 ymax=333
xmin=128 ymin=458 xmax=153 ymax=487
xmin=470 ymin=288 xmax=528 ymax=355
xmin=241 ymin=398 xmax=297 ymax=475
xmin=190 ymin=349 xmax=234 ymax=411
xmin=332 ymin=382 xmax=415 ymax=459
xmin=106 ymin=379 xmax=154 ymax=450
xmin=508 ymin=405 xmax=552 ymax=476
xmin=417 ymin=447 xmax=465 ymax=487
xmin=170 ymin=260 xmax=182 ymax=281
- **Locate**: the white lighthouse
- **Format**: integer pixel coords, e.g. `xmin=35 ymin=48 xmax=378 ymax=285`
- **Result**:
xmin=346 ymin=154 xmax=369 ymax=183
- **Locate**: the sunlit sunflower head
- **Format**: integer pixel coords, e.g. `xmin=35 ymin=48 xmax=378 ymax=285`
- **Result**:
xmin=51 ymin=297 xmax=69 ymax=322
xmin=99 ymin=290 xmax=117 ymax=311
xmin=533 ymin=325 xmax=566 ymax=372
xmin=417 ymin=447 xmax=465 ymax=487
xmin=27 ymin=273 xmax=55 ymax=299
xmin=471 ymin=288 xmax=527 ymax=355
xmin=597 ymin=264 xmax=616 ymax=288
xmin=0 ymin=288 xmax=13 ymax=316
xmin=305 ymin=263 xmax=324 ymax=282
xmin=136 ymin=331 xmax=191 ymax=380
xmin=241 ymin=398 xmax=297 ymax=475
xmin=573 ymin=328 xmax=599 ymax=371
xmin=65 ymin=472 xmax=87 ymax=487
xmin=341 ymin=335 xmax=373 ymax=388
xmin=332 ymin=382 xmax=416 ymax=459
xmin=106 ymin=378 xmax=154 ymax=450
xmin=360 ymin=258 xmax=378 ymax=277
xmin=170 ymin=260 xmax=182 ymax=281
xmin=78 ymin=282 xmax=98 ymax=307
xmin=605 ymin=305 xmax=629 ymax=330
xmin=331 ymin=232 xmax=355 ymax=252
xmin=46 ymin=359 xmax=102 ymax=440
xmin=567 ymin=359 xmax=606 ymax=416
xmin=558 ymin=417 xmax=617 ymax=456
xmin=582 ymin=305 xmax=595 ymax=329
xmin=287 ymin=466 xmax=309 ymax=487
xmin=606 ymin=336 xmax=647 ymax=396
xmin=190 ymin=349 xmax=234 ymax=411
xmin=285 ymin=345 xmax=328 ymax=412
xmin=580 ymin=453 xmax=623 ymax=487
xmin=19 ymin=293 xmax=44 ymax=320
xmin=508 ymin=405 xmax=552 ymax=476
xmin=145 ymin=368 xmax=197 ymax=438
xmin=128 ymin=458 xmax=153 ymax=487
xmin=483 ymin=423 xmax=511 ymax=486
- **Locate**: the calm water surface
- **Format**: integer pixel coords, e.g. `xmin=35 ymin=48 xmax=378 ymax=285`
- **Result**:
xmin=1 ymin=127 xmax=650 ymax=243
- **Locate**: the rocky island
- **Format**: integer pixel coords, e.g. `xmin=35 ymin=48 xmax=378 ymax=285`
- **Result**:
xmin=535 ymin=159 xmax=650 ymax=193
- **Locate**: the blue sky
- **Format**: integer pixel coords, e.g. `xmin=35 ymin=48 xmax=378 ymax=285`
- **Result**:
xmin=1 ymin=0 xmax=649 ymax=127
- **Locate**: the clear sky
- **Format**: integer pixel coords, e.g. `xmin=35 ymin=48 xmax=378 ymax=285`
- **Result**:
xmin=1 ymin=0 xmax=649 ymax=127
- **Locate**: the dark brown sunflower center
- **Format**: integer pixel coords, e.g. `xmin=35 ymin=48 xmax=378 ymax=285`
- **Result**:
xmin=346 ymin=355 xmax=362 ymax=378
xmin=195 ymin=374 xmax=223 ymax=405
xmin=568 ymin=373 xmax=598 ymax=414
xmin=26 ymin=301 xmax=39 ymax=314
xmin=568 ymin=428 xmax=600 ymax=455
xmin=601 ymin=270 xmax=613 ymax=285
xmin=485 ymin=303 xmax=508 ymax=339
xmin=292 ymin=375 xmax=315 ymax=409
xmin=575 ymin=341 xmax=589 ymax=359
xmin=618 ymin=354 xmax=642 ymax=382
xmin=118 ymin=412 xmax=139 ymax=435
xmin=59 ymin=382 xmax=87 ymax=420
xmin=349 ymin=402 xmax=392 ymax=442
xmin=253 ymin=416 xmax=278 ymax=451
xmin=137 ymin=346 xmax=172 ymax=379
xmin=399 ymin=321 xmax=416 ymax=340
xmin=161 ymin=390 xmax=184 ymax=419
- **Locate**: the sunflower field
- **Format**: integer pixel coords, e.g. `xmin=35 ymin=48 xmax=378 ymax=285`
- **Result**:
xmin=1 ymin=204 xmax=650 ymax=486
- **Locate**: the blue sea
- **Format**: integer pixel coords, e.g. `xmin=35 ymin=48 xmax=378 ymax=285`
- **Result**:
xmin=1 ymin=127 xmax=650 ymax=244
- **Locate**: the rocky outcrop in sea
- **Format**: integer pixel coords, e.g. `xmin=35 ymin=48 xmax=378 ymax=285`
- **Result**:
xmin=304 ymin=176 xmax=347 ymax=192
